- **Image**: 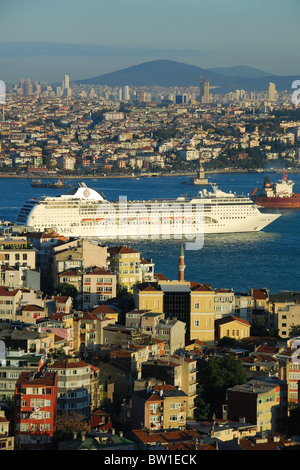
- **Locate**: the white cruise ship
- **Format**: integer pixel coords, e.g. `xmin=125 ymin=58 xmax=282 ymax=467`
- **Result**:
xmin=16 ymin=182 xmax=280 ymax=239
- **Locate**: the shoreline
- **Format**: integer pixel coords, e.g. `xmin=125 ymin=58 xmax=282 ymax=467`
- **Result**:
xmin=0 ymin=168 xmax=298 ymax=180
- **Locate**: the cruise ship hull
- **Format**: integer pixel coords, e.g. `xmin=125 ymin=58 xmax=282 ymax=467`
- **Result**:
xmin=16 ymin=183 xmax=281 ymax=240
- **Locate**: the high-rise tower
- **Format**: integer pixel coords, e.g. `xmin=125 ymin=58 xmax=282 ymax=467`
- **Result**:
xmin=199 ymin=77 xmax=210 ymax=104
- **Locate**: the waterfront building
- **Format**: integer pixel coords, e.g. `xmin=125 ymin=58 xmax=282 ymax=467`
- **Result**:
xmin=14 ymin=371 xmax=57 ymax=450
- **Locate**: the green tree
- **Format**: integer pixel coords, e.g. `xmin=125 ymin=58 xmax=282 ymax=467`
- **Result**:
xmin=289 ymin=325 xmax=300 ymax=337
xmin=198 ymin=356 xmax=247 ymax=419
xmin=54 ymin=411 xmax=91 ymax=441
xmin=57 ymin=282 xmax=78 ymax=309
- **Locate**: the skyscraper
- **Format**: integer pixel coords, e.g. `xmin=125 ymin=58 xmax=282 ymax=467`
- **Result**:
xmin=268 ymin=82 xmax=277 ymax=101
xmin=199 ymin=77 xmax=210 ymax=104
xmin=64 ymin=74 xmax=70 ymax=89
xmin=25 ymin=78 xmax=33 ymax=96
xmin=124 ymin=85 xmax=130 ymax=101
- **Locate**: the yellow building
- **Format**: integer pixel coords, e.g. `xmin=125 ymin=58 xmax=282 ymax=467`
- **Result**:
xmin=133 ymin=282 xmax=164 ymax=312
xmin=108 ymin=245 xmax=141 ymax=293
xmin=190 ymin=282 xmax=215 ymax=342
xmin=133 ymin=280 xmax=216 ymax=343
xmin=215 ymin=315 xmax=251 ymax=342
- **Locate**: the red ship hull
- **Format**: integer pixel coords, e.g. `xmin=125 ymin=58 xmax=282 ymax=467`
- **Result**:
xmin=252 ymin=194 xmax=300 ymax=208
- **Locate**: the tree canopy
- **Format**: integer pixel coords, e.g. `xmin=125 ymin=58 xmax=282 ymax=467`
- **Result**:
xmin=196 ymin=356 xmax=247 ymax=419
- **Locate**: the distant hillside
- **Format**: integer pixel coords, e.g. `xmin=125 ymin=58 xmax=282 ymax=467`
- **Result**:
xmin=75 ymin=59 xmax=297 ymax=92
xmin=207 ymin=65 xmax=274 ymax=78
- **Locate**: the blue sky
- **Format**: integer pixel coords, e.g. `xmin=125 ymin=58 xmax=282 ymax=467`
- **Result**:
xmin=0 ymin=0 xmax=299 ymax=83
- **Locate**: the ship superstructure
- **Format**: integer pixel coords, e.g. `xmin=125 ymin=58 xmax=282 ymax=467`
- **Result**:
xmin=16 ymin=182 xmax=280 ymax=239
xmin=251 ymin=172 xmax=300 ymax=208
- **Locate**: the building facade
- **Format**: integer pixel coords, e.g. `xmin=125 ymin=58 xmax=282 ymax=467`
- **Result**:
xmin=14 ymin=371 xmax=57 ymax=450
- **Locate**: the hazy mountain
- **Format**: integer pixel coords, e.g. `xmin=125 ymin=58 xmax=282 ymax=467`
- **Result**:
xmin=75 ymin=59 xmax=297 ymax=92
xmin=207 ymin=65 xmax=274 ymax=78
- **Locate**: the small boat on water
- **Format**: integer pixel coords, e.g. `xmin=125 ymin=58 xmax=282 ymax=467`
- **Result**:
xmin=31 ymin=178 xmax=72 ymax=189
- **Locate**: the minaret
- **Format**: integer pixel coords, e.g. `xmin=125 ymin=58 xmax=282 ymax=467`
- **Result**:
xmin=178 ymin=242 xmax=186 ymax=282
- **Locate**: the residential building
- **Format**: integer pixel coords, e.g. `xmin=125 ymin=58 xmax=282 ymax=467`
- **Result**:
xmin=154 ymin=318 xmax=186 ymax=354
xmin=14 ymin=371 xmax=57 ymax=450
xmin=277 ymin=303 xmax=300 ymax=339
xmin=0 ymin=345 xmax=46 ymax=402
xmin=0 ymin=408 xmax=14 ymax=450
xmin=215 ymin=316 xmax=251 ymax=342
xmin=214 ymin=288 xmax=235 ymax=319
xmin=278 ymin=339 xmax=300 ymax=404
xmin=134 ymin=279 xmax=216 ymax=342
xmin=82 ymin=266 xmax=117 ymax=310
xmin=267 ymin=291 xmax=300 ymax=332
xmin=227 ymin=377 xmax=288 ymax=434
xmin=0 ymin=236 xmax=36 ymax=270
xmin=108 ymin=245 xmax=141 ymax=292
xmin=0 ymin=265 xmax=40 ymax=291
xmin=190 ymin=282 xmax=215 ymax=343
xmin=130 ymin=384 xmax=188 ymax=430
xmin=141 ymin=355 xmax=197 ymax=419
xmin=72 ymin=312 xmax=116 ymax=359
xmin=18 ymin=304 xmax=48 ymax=324
xmin=53 ymin=239 xmax=108 ymax=290
xmin=47 ymin=359 xmax=92 ymax=418
xmin=133 ymin=282 xmax=164 ymax=313
xmin=0 ymin=287 xmax=22 ymax=322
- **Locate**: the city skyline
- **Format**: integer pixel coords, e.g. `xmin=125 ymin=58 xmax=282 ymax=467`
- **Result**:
xmin=0 ymin=0 xmax=299 ymax=82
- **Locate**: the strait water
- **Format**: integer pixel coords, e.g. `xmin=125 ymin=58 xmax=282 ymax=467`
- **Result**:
xmin=0 ymin=171 xmax=299 ymax=294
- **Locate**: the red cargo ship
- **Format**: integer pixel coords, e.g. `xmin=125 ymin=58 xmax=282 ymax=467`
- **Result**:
xmin=251 ymin=172 xmax=300 ymax=208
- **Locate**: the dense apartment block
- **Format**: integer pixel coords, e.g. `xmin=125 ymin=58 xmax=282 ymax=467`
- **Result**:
xmin=108 ymin=245 xmax=142 ymax=292
xmin=227 ymin=377 xmax=288 ymax=434
xmin=82 ymin=266 xmax=117 ymax=310
xmin=0 ymin=236 xmax=36 ymax=270
xmin=47 ymin=359 xmax=92 ymax=419
xmin=130 ymin=384 xmax=188 ymax=430
xmin=14 ymin=371 xmax=57 ymax=450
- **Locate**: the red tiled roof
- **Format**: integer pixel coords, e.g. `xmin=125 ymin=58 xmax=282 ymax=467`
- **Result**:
xmin=215 ymin=315 xmax=250 ymax=326
xmin=108 ymin=245 xmax=140 ymax=254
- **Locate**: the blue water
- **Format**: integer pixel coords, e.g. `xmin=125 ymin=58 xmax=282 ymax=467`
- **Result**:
xmin=0 ymin=172 xmax=299 ymax=293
